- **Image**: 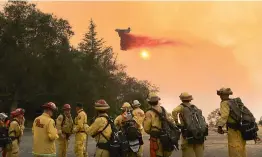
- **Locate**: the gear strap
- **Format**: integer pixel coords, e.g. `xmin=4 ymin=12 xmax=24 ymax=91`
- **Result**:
xmin=61 ymin=114 xmax=65 ymax=127
xmin=148 ymin=107 xmax=167 ymax=134
xmin=149 ymin=107 xmax=180 ymax=132
xmin=7 ymin=119 xmax=20 ymax=142
xmin=149 ymin=107 xmax=167 ymax=123
xmin=91 ymin=115 xmax=110 ymax=140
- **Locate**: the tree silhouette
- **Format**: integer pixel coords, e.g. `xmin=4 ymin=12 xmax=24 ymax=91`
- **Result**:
xmin=207 ymin=108 xmax=220 ymax=127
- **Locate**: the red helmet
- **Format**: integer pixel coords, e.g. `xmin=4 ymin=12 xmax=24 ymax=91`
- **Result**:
xmin=95 ymin=99 xmax=110 ymax=110
xmin=63 ymin=104 xmax=71 ymax=110
xmin=42 ymin=102 xmax=57 ymax=111
xmin=11 ymin=108 xmax=25 ymax=117
xmin=95 ymin=99 xmax=107 ymax=106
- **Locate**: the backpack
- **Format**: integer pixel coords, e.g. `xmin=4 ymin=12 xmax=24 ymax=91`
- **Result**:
xmin=93 ymin=115 xmax=129 ymax=157
xmin=0 ymin=119 xmax=18 ymax=148
xmin=180 ymin=103 xmax=208 ymax=144
xmin=121 ymin=111 xmax=142 ymax=141
xmin=0 ymin=126 xmax=11 ymax=148
xmin=149 ymin=107 xmax=181 ymax=151
xmin=227 ymin=97 xmax=258 ymax=141
xmin=121 ymin=111 xmax=143 ymax=153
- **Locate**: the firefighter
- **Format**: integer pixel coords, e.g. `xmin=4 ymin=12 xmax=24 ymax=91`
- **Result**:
xmin=216 ymin=88 xmax=248 ymax=157
xmin=131 ymin=100 xmax=145 ymax=132
xmin=131 ymin=100 xmax=145 ymax=156
xmin=32 ymin=102 xmax=59 ymax=157
xmin=0 ymin=112 xmax=9 ymax=128
xmin=114 ymin=102 xmax=132 ymax=129
xmin=6 ymin=108 xmax=25 ymax=157
xmin=0 ymin=112 xmax=9 ymax=157
xmin=0 ymin=113 xmax=8 ymax=126
xmin=114 ymin=102 xmax=143 ymax=157
xmin=72 ymin=103 xmax=88 ymax=157
xmin=143 ymin=92 xmax=173 ymax=157
xmin=85 ymin=99 xmax=111 ymax=157
xmin=172 ymin=92 xmax=204 ymax=157
xmin=56 ymin=104 xmax=74 ymax=157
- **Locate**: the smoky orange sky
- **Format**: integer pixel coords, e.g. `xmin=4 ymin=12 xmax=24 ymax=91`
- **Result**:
xmin=3 ymin=1 xmax=262 ymax=119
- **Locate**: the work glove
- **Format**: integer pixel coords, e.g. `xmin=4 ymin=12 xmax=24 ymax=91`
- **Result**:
xmin=254 ymin=136 xmax=261 ymax=144
xmin=72 ymin=127 xmax=77 ymax=134
xmin=84 ymin=124 xmax=89 ymax=134
xmin=176 ymin=124 xmax=183 ymax=129
xmin=217 ymin=126 xmax=224 ymax=134
xmin=61 ymin=133 xmax=66 ymax=139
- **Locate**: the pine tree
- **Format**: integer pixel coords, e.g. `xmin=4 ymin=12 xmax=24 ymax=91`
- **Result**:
xmin=79 ymin=19 xmax=118 ymax=72
xmin=79 ymin=19 xmax=104 ymax=56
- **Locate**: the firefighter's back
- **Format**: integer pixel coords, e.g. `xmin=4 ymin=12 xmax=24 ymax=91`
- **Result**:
xmin=32 ymin=113 xmax=57 ymax=156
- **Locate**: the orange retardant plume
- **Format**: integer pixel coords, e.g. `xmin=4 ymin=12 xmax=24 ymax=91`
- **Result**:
xmin=118 ymin=33 xmax=186 ymax=51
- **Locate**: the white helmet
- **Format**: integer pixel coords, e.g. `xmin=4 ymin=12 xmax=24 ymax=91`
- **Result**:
xmin=0 ymin=113 xmax=8 ymax=121
xmin=132 ymin=100 xmax=141 ymax=107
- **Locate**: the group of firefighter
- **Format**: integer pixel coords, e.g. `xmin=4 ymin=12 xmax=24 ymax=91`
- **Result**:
xmin=0 ymin=87 xmax=261 ymax=157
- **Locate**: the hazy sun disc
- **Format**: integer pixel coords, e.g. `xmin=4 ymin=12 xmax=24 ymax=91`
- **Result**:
xmin=140 ymin=50 xmax=150 ymax=60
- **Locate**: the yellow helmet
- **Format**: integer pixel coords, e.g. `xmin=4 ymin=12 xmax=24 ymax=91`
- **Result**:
xmin=147 ymin=92 xmax=161 ymax=102
xmin=217 ymin=87 xmax=233 ymax=96
xmin=121 ymin=102 xmax=131 ymax=110
xmin=179 ymin=92 xmax=193 ymax=101
xmin=94 ymin=99 xmax=110 ymax=110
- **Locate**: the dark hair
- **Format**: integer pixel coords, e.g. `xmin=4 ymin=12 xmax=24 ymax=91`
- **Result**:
xmin=148 ymin=101 xmax=158 ymax=106
xmin=98 ymin=110 xmax=107 ymax=114
xmin=76 ymin=103 xmax=83 ymax=108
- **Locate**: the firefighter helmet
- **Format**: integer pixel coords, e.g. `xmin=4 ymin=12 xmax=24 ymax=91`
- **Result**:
xmin=63 ymin=104 xmax=71 ymax=110
xmin=179 ymin=92 xmax=193 ymax=101
xmin=42 ymin=102 xmax=57 ymax=111
xmin=95 ymin=99 xmax=110 ymax=110
xmin=10 ymin=108 xmax=25 ymax=117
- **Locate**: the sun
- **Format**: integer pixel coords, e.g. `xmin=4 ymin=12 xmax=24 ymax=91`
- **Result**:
xmin=140 ymin=50 xmax=150 ymax=60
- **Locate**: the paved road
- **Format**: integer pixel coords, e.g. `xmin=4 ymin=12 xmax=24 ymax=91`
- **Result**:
xmin=19 ymin=130 xmax=262 ymax=157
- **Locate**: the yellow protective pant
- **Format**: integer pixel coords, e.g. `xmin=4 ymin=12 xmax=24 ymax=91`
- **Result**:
xmin=128 ymin=145 xmax=143 ymax=157
xmin=95 ymin=148 xmax=110 ymax=157
xmin=141 ymin=129 xmax=146 ymax=136
xmin=150 ymin=137 xmax=172 ymax=157
xmin=74 ymin=133 xmax=88 ymax=157
xmin=227 ymin=128 xmax=246 ymax=157
xmin=34 ymin=155 xmax=56 ymax=157
xmin=84 ymin=136 xmax=88 ymax=157
xmin=181 ymin=143 xmax=204 ymax=157
xmin=6 ymin=140 xmax=19 ymax=157
xmin=58 ymin=137 xmax=69 ymax=157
